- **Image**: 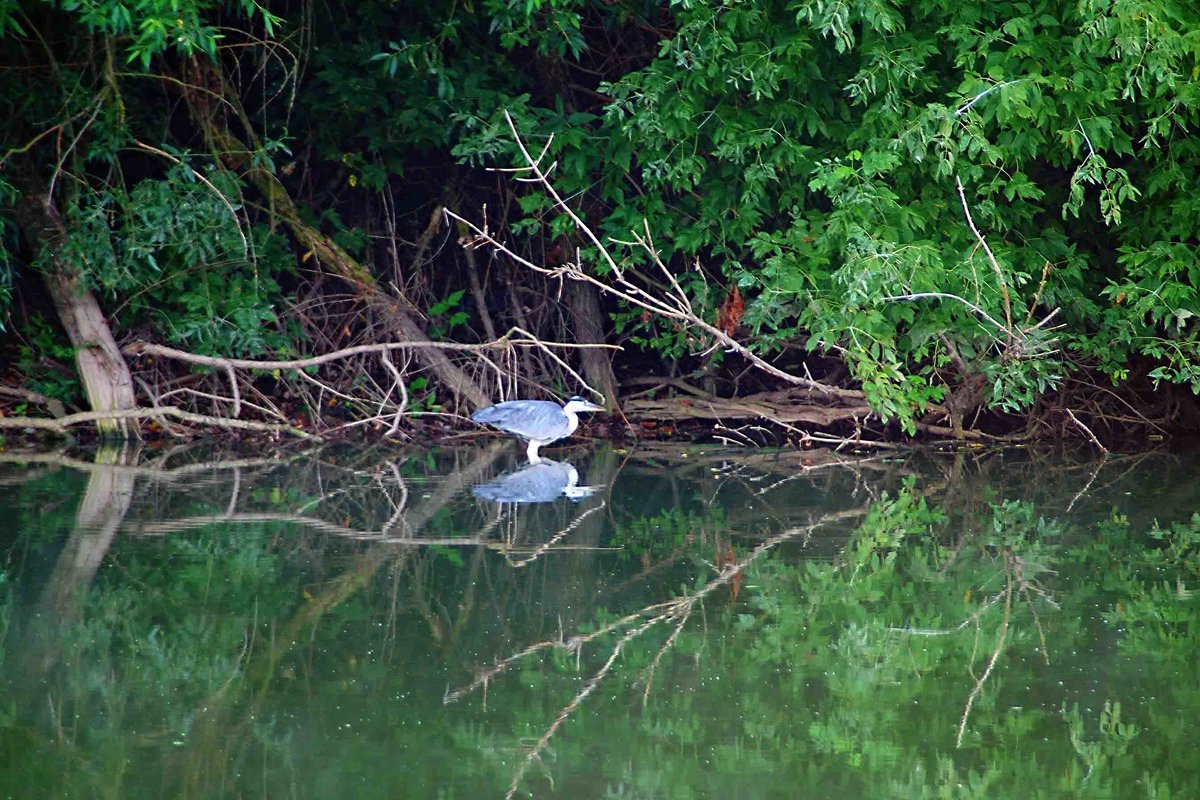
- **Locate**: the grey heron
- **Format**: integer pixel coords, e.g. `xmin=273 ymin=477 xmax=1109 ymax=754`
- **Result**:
xmin=471 ymin=395 xmax=604 ymax=461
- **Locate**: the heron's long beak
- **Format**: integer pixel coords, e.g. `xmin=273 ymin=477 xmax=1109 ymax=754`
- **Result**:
xmin=580 ymin=400 xmax=604 ymax=412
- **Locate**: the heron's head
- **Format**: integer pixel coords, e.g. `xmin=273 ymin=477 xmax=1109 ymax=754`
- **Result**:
xmin=563 ymin=396 xmax=604 ymax=414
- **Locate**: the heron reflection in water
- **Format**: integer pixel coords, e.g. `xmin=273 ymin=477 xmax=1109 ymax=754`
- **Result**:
xmin=471 ymin=395 xmax=603 ymax=462
xmin=472 ymin=459 xmax=598 ymax=505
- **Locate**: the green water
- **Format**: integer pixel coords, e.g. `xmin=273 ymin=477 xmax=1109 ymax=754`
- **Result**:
xmin=0 ymin=442 xmax=1197 ymax=799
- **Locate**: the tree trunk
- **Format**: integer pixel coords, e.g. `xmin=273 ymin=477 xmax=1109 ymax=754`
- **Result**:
xmin=43 ymin=272 xmax=139 ymax=436
xmin=567 ymin=281 xmax=619 ymax=406
xmin=12 ymin=163 xmax=138 ymax=437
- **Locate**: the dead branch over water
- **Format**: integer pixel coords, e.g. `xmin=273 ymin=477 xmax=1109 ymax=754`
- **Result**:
xmin=446 ymin=114 xmax=863 ymax=404
xmin=0 ymin=404 xmax=319 ymax=439
xmin=0 ymin=331 xmax=618 ymax=440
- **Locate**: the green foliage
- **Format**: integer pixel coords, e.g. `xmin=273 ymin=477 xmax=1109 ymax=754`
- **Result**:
xmin=482 ymin=0 xmax=587 ymax=58
xmin=13 ymin=314 xmax=83 ymax=404
xmin=849 ymin=481 xmax=945 ymax=563
xmin=611 ymin=506 xmax=723 ymax=562
xmin=0 ymin=0 xmax=298 ymax=379
xmin=0 ymin=0 xmax=24 ymax=37
xmin=428 ymin=288 xmax=469 ymax=339
xmin=50 ymin=0 xmax=282 ymax=68
xmin=403 ymin=376 xmax=441 ymax=413
xmin=318 ymin=207 xmax=370 ymax=256
xmin=47 ymin=163 xmax=292 ymax=356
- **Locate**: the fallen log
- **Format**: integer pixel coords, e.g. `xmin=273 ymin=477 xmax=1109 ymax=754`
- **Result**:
xmin=623 ymin=388 xmax=876 ymax=428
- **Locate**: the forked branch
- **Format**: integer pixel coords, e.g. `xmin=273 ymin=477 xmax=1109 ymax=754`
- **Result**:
xmin=446 ymin=110 xmax=861 ymax=400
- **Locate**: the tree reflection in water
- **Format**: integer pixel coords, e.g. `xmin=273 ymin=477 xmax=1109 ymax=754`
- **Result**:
xmin=0 ymin=445 xmax=1197 ymax=798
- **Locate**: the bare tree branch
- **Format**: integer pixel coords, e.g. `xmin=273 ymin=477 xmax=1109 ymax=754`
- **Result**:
xmin=447 ymin=110 xmax=861 ymax=401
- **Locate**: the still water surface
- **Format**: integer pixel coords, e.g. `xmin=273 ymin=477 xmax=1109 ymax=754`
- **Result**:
xmin=1 ymin=442 xmax=1197 ymax=798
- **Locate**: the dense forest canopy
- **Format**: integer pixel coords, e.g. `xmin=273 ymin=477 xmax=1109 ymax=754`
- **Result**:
xmin=1 ymin=0 xmax=1198 ymax=441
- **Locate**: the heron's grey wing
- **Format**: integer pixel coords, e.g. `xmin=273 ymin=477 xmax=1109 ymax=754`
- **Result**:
xmin=471 ymin=401 xmax=568 ymax=441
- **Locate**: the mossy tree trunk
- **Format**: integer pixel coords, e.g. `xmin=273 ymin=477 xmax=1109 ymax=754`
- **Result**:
xmin=180 ymin=58 xmax=491 ymax=411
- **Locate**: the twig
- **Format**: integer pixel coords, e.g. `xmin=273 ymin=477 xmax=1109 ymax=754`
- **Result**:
xmin=378 ymin=351 xmax=410 ymax=437
xmin=954 ymin=80 xmax=1021 ymax=117
xmin=642 ymin=606 xmax=693 ymax=707
xmin=1065 ymin=408 xmax=1109 ymax=453
xmin=442 ymin=598 xmax=682 ymax=705
xmin=448 ymin=507 xmax=865 ymax=798
xmin=46 ymin=98 xmax=105 ymax=203
xmin=1076 ymin=118 xmax=1096 ymax=159
xmin=226 ymin=365 xmax=242 ymax=417
xmin=504 ymin=612 xmax=663 ymax=800
xmin=156 ymin=385 xmax=282 ymax=422
xmin=0 ymin=451 xmax=309 ymax=479
xmin=125 ymin=333 xmax=616 ymax=373
xmin=956 ymin=176 xmax=1012 ymax=333
xmin=1066 ymin=458 xmax=1104 ymax=512
xmin=1022 ymin=588 xmax=1051 ymax=667
xmin=504 ymin=503 xmax=607 ymax=568
xmin=129 ymin=511 xmax=489 ymax=544
xmin=879 ymin=292 xmax=1010 ymax=337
